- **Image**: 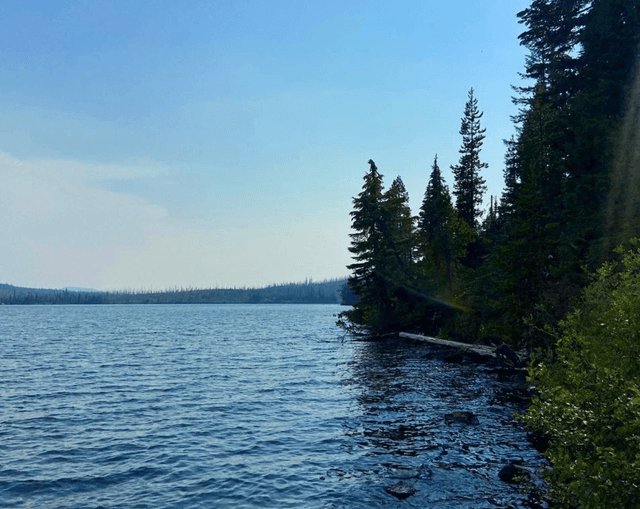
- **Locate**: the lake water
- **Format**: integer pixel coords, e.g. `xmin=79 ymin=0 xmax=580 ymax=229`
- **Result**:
xmin=0 ymin=304 xmax=545 ymax=508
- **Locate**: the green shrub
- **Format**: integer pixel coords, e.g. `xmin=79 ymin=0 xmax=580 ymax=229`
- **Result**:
xmin=525 ymin=244 xmax=640 ymax=508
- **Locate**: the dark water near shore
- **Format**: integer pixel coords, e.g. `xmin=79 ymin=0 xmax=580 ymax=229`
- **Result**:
xmin=1 ymin=304 xmax=545 ymax=508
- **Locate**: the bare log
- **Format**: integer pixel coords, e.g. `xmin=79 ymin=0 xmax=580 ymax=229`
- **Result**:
xmin=398 ymin=332 xmax=496 ymax=358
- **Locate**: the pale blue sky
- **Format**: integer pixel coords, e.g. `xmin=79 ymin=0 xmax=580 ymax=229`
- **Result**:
xmin=0 ymin=0 xmax=529 ymax=290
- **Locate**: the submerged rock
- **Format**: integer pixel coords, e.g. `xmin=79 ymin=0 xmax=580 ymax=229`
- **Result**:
xmin=444 ymin=411 xmax=478 ymax=425
xmin=385 ymin=481 xmax=416 ymax=499
xmin=498 ymin=461 xmax=530 ymax=484
xmin=383 ymin=463 xmax=422 ymax=479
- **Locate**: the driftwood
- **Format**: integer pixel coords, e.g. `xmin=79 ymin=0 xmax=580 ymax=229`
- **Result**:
xmin=398 ymin=332 xmax=497 ymax=358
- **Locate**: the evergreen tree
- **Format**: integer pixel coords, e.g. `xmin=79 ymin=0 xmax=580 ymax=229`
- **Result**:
xmin=566 ymin=0 xmax=640 ymax=265
xmin=513 ymin=0 xmax=639 ymax=270
xmin=382 ymin=175 xmax=415 ymax=271
xmin=451 ymin=88 xmax=488 ymax=231
xmin=516 ymin=0 xmax=585 ymax=101
xmin=499 ymin=136 xmax=520 ymax=221
xmin=342 ymin=162 xmax=416 ymax=332
xmin=481 ymin=196 xmax=500 ymax=240
xmin=343 ymin=159 xmax=389 ymax=331
xmin=417 ymin=155 xmax=456 ymax=292
xmin=379 ymin=175 xmax=420 ymax=327
xmin=483 ymin=0 xmax=640 ymax=347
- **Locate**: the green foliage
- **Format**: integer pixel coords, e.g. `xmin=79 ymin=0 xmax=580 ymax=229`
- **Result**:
xmin=525 ymin=244 xmax=640 ymax=508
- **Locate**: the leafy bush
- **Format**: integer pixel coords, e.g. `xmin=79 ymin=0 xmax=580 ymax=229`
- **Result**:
xmin=525 ymin=244 xmax=640 ymax=508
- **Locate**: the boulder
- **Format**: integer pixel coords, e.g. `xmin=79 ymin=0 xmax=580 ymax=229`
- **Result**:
xmin=444 ymin=411 xmax=478 ymax=425
xmin=498 ymin=461 xmax=530 ymax=484
xmin=385 ymin=481 xmax=416 ymax=499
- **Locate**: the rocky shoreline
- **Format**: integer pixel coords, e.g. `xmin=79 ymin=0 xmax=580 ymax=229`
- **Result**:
xmin=373 ymin=333 xmax=548 ymax=507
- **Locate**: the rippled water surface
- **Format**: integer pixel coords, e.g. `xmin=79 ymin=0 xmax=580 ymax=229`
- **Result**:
xmin=1 ymin=304 xmax=545 ymax=508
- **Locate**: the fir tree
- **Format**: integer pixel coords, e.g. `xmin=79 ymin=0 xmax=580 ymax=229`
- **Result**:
xmin=379 ymin=175 xmax=420 ymax=328
xmin=500 ymin=136 xmax=519 ymax=220
xmin=483 ymin=0 xmax=640 ymax=347
xmin=451 ymin=88 xmax=488 ymax=231
xmin=516 ymin=0 xmax=585 ymax=101
xmin=566 ymin=0 xmax=640 ymax=264
xmin=382 ymin=175 xmax=415 ymax=271
xmin=417 ymin=155 xmax=456 ymax=291
xmin=343 ymin=161 xmax=416 ymax=332
xmin=344 ymin=159 xmax=388 ymax=331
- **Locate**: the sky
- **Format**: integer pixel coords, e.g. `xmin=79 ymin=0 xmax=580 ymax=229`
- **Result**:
xmin=0 ymin=0 xmax=531 ymax=291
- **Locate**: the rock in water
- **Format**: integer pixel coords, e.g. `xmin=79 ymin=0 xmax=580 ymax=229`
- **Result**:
xmin=498 ymin=462 xmax=530 ymax=484
xmin=385 ymin=481 xmax=416 ymax=500
xmin=498 ymin=463 xmax=519 ymax=483
xmin=444 ymin=411 xmax=478 ymax=425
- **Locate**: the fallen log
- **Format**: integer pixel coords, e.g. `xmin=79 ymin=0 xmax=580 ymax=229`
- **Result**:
xmin=398 ymin=332 xmax=496 ymax=358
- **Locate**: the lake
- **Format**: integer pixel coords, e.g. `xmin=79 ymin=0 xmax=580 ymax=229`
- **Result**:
xmin=0 ymin=304 xmax=545 ymax=508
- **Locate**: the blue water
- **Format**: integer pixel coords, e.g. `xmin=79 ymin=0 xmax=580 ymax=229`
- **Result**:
xmin=0 ymin=304 xmax=545 ymax=508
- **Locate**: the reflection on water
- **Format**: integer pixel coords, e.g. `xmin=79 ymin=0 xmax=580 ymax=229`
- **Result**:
xmin=339 ymin=338 xmax=547 ymax=508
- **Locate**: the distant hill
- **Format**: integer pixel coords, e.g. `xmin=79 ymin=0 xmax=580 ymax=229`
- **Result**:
xmin=0 ymin=279 xmax=349 ymax=305
xmin=0 ymin=283 xmax=108 ymax=305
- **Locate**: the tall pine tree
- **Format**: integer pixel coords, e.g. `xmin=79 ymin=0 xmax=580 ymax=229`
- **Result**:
xmin=451 ymin=88 xmax=488 ymax=232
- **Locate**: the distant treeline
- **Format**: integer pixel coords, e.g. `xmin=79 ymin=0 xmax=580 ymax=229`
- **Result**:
xmin=0 ymin=278 xmax=348 ymax=305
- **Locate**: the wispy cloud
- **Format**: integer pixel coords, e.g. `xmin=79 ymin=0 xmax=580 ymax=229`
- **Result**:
xmin=0 ymin=152 xmax=349 ymax=290
xmin=0 ymin=152 xmax=173 ymax=288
